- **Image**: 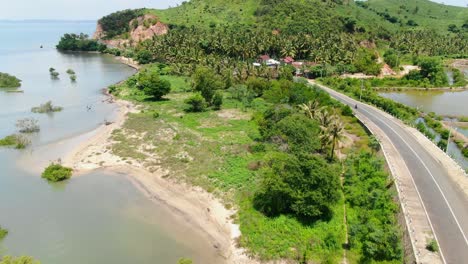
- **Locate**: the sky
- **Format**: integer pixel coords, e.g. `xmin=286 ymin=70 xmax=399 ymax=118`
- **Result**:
xmin=0 ymin=0 xmax=184 ymax=20
xmin=0 ymin=0 xmax=466 ymax=20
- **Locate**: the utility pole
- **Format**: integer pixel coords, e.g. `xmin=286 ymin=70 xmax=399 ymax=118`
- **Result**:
xmin=360 ymin=79 xmax=363 ymax=101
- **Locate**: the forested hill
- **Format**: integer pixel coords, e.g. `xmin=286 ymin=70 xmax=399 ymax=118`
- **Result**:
xmin=148 ymin=0 xmax=467 ymax=35
xmin=92 ymin=0 xmax=466 ymax=66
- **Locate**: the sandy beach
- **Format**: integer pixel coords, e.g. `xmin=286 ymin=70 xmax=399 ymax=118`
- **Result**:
xmin=62 ymin=93 xmax=257 ymax=264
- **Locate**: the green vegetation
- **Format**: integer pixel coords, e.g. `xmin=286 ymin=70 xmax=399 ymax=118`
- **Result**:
xmin=87 ymin=0 xmax=466 ymax=82
xmin=191 ymin=67 xmax=224 ymax=106
xmin=88 ymin=0 xmax=468 ymax=261
xmin=320 ymin=77 xmax=418 ymax=122
xmin=136 ymin=69 xmax=171 ymax=100
xmin=0 ymin=226 xmax=7 ymax=240
xmin=452 ymin=68 xmax=467 ymax=87
xmin=66 ymin=69 xmax=75 ymax=75
xmin=0 ymin=72 xmax=21 ymax=88
xmin=358 ymin=0 xmax=468 ymax=34
xmin=184 ymin=93 xmax=207 ymax=112
xmin=0 ymin=134 xmax=30 ymax=149
xmin=31 ymin=101 xmax=63 ymax=114
xmin=107 ymin=62 xmax=401 ymax=262
xmin=56 ymin=33 xmax=106 ymax=52
xmin=49 ymin=68 xmax=60 ymax=79
xmin=98 ymin=9 xmax=145 ymax=39
xmin=344 ymin=152 xmax=402 ymax=263
xmin=41 ymin=163 xmax=73 ymax=182
xmin=176 ymin=258 xmax=193 ymax=264
xmin=0 ymin=256 xmax=40 ymax=264
xmin=426 ymin=239 xmax=439 ymax=252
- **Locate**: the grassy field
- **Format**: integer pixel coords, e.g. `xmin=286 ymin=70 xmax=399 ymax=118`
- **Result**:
xmin=108 ymin=65 xmax=381 ymax=262
xmin=363 ymin=0 xmax=468 ymax=34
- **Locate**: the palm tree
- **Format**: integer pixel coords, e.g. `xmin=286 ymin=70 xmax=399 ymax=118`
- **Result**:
xmin=299 ymin=100 xmax=321 ymax=120
xmin=328 ymin=116 xmax=344 ymax=160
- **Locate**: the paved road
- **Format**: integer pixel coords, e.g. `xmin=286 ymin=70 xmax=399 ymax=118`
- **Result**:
xmin=316 ymin=83 xmax=468 ymax=264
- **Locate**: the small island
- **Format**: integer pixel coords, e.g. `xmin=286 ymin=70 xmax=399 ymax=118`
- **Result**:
xmin=42 ymin=163 xmax=73 ymax=182
xmin=0 ymin=72 xmax=22 ymax=88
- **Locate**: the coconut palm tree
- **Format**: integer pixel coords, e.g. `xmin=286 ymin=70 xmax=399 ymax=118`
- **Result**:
xmin=328 ymin=116 xmax=344 ymax=160
xmin=299 ymin=100 xmax=321 ymax=120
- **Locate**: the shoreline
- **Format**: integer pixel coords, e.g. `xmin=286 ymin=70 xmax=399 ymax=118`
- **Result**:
xmin=374 ymin=86 xmax=468 ymax=92
xmin=62 ymin=91 xmax=256 ymax=263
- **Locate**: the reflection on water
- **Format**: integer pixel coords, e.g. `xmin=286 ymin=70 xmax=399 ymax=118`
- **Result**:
xmin=379 ymin=90 xmax=468 ymax=116
xmin=0 ymin=21 xmax=224 ymax=263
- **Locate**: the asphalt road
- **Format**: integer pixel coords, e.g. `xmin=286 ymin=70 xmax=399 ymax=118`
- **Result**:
xmin=316 ymin=83 xmax=468 ymax=264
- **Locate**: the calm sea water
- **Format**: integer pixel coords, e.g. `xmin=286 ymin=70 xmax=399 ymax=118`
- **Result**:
xmin=0 ymin=21 xmax=222 ymax=263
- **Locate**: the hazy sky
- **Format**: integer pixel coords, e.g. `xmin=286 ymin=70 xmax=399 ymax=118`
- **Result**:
xmin=0 ymin=0 xmax=466 ymax=20
xmin=0 ymin=0 xmax=184 ymax=20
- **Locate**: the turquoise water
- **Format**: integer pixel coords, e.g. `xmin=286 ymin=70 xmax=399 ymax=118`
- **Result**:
xmin=0 ymin=21 xmax=222 ymax=263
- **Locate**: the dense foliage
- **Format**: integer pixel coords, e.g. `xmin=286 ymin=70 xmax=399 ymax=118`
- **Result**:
xmin=41 ymin=163 xmax=73 ymax=182
xmin=404 ymin=57 xmax=448 ymax=87
xmin=254 ymin=152 xmax=340 ymax=219
xmin=0 ymin=72 xmax=21 ymax=88
xmin=136 ymin=69 xmax=171 ymax=100
xmin=56 ymin=33 xmax=106 ymax=52
xmin=344 ymin=152 xmax=402 ymax=262
xmin=98 ymin=9 xmax=145 ymax=39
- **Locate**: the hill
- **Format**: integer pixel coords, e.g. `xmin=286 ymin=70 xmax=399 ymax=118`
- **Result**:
xmin=145 ymin=0 xmax=467 ymax=35
xmin=360 ymin=0 xmax=468 ymax=34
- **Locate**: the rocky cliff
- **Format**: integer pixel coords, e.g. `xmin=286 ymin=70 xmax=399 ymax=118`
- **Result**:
xmin=93 ymin=14 xmax=168 ymax=48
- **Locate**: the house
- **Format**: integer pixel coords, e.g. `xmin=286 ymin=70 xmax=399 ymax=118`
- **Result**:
xmin=282 ymin=56 xmax=295 ymax=64
xmin=258 ymin=54 xmax=271 ymax=63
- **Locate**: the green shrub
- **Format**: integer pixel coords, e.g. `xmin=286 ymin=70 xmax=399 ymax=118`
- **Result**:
xmin=0 ymin=72 xmax=21 ymax=88
xmin=66 ymin=69 xmax=75 ymax=75
xmin=0 ymin=135 xmax=17 ymax=146
xmin=41 ymin=163 xmax=73 ymax=182
xmin=184 ymin=93 xmax=207 ymax=112
xmin=177 ymin=258 xmax=193 ymax=264
xmin=0 ymin=134 xmax=30 ymax=149
xmin=191 ymin=67 xmax=224 ymax=105
xmin=31 ymin=101 xmax=63 ymax=113
xmin=136 ymin=50 xmax=153 ymax=64
xmin=137 ymin=70 xmax=171 ymax=100
xmin=426 ymin=239 xmax=439 ymax=252
xmin=462 ymin=147 xmax=468 ymax=158
xmin=212 ymin=90 xmax=223 ymax=110
xmin=50 ymin=71 xmax=59 ymax=78
xmin=341 ymin=105 xmax=354 ymax=117
xmin=0 ymin=226 xmax=7 ymax=240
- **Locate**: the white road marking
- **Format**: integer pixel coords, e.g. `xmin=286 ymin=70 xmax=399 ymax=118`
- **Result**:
xmin=326 ymin=86 xmax=468 ymax=251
